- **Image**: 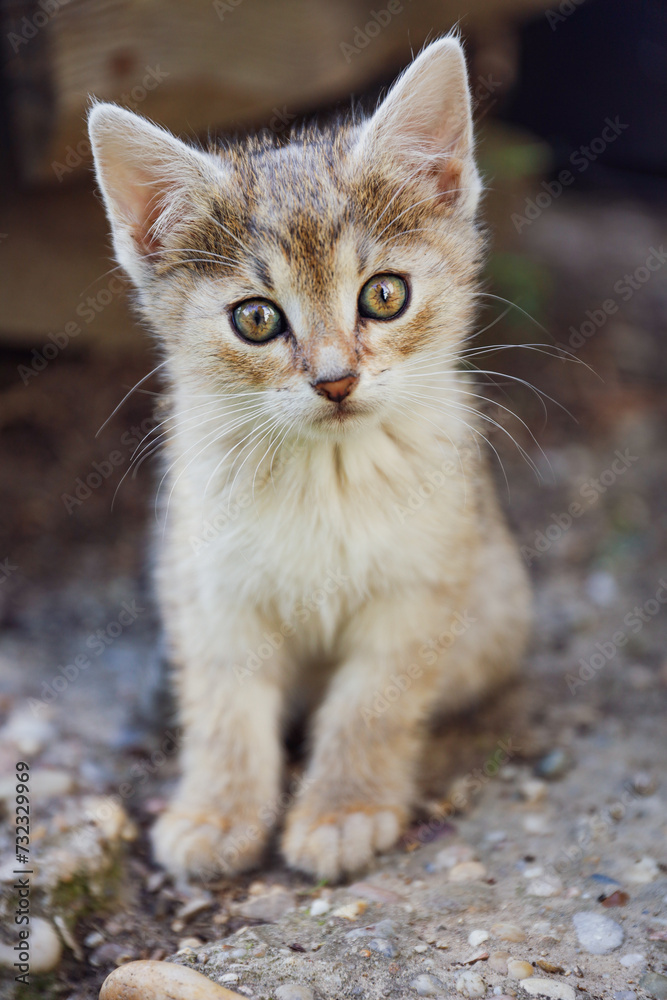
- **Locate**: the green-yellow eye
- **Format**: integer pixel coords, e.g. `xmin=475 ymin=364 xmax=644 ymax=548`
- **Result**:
xmin=231 ymin=299 xmax=286 ymax=343
xmin=358 ymin=273 xmax=408 ymax=321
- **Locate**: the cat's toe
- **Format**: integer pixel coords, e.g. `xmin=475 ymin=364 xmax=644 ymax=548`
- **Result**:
xmin=152 ymin=805 xmax=267 ymax=880
xmin=282 ymin=804 xmax=404 ymax=881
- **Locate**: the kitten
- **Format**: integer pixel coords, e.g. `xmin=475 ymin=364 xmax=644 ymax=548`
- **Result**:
xmin=89 ymin=36 xmax=530 ymax=882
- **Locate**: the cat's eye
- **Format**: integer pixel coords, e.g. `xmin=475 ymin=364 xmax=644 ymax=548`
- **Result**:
xmin=358 ymin=274 xmax=408 ymax=321
xmin=231 ymin=299 xmax=286 ymax=343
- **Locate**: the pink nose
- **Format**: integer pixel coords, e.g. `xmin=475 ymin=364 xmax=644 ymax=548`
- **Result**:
xmin=313 ymin=374 xmax=359 ymax=403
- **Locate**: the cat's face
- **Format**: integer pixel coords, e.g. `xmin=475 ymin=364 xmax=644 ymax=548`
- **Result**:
xmin=90 ymin=37 xmax=482 ymax=437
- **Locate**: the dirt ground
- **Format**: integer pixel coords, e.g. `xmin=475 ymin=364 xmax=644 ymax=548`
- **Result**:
xmin=0 ymin=191 xmax=666 ymax=1000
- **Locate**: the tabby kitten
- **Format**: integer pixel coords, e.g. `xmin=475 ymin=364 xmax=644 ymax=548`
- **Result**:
xmin=89 ymin=36 xmax=530 ymax=881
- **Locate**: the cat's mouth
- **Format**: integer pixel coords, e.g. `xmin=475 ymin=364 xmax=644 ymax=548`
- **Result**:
xmin=313 ymin=398 xmax=374 ymax=428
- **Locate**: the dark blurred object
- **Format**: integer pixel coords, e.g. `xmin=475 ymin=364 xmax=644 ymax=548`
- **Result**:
xmin=505 ymin=0 xmax=667 ymax=197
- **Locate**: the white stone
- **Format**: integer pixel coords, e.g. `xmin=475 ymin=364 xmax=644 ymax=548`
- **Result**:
xmin=572 ymin=912 xmax=624 ymax=954
xmin=434 ymin=844 xmax=475 ymax=869
xmin=620 ymin=953 xmax=645 ymax=968
xmin=99 ymin=960 xmax=247 ymax=999
xmin=522 ymin=814 xmax=550 ymax=835
xmin=623 ymin=858 xmax=659 ymax=884
xmin=309 ymin=898 xmax=330 ymax=917
xmin=468 ymin=930 xmax=490 ymax=947
xmin=412 ymin=973 xmax=445 ymax=996
xmin=275 ymin=985 xmax=315 ymax=1000
xmin=456 ymin=971 xmax=487 ymax=997
xmin=449 ymin=861 xmax=487 ymax=882
xmin=0 ymin=917 xmax=62 ymax=973
xmin=526 ymin=876 xmax=562 ymax=897
xmin=521 ymin=978 xmax=576 ymax=1000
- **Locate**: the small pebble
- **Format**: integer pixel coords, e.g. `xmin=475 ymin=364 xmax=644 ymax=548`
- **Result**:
xmin=572 ymin=912 xmax=624 ymax=954
xmin=507 ymin=960 xmax=533 ymax=980
xmin=519 ymin=779 xmax=548 ymax=804
xmin=527 ymin=876 xmax=562 ymax=897
xmin=411 ymin=973 xmax=445 ymax=996
xmin=639 ymin=973 xmax=667 ymax=1000
xmin=620 ymin=953 xmax=645 ymax=968
xmin=84 ymin=930 xmax=105 ymax=948
xmin=368 ymin=938 xmax=396 ymax=958
xmin=309 ymin=898 xmax=330 ymax=917
xmin=414 ymin=944 xmax=429 ymax=953
xmin=177 ymin=895 xmax=212 ymax=921
xmin=449 ymin=861 xmax=487 ymax=882
xmin=275 ymin=986 xmax=315 ymax=1000
xmin=469 ymin=930 xmax=490 ymax=947
xmin=522 ymin=814 xmax=550 ymax=835
xmin=434 ymin=844 xmax=475 ymax=869
xmin=332 ymin=900 xmax=367 ymax=920
xmin=534 ymin=749 xmax=570 ymax=779
xmin=535 ymin=962 xmax=564 ymax=974
xmin=0 ymin=917 xmax=62 ymax=974
xmin=630 ymin=771 xmax=658 ymax=795
xmin=0 ymin=768 xmax=74 ymax=802
xmin=236 ymin=887 xmax=296 ymax=922
xmin=488 ymin=952 xmax=510 ymax=975
xmin=179 ymin=937 xmax=203 ymax=950
xmin=219 ymin=973 xmax=239 ymax=984
xmin=623 ymin=857 xmax=659 ymax=884
xmin=520 ymin=978 xmax=576 ymax=1000
xmin=456 ymin=971 xmax=487 ymax=997
xmin=491 ymin=923 xmax=526 ymax=943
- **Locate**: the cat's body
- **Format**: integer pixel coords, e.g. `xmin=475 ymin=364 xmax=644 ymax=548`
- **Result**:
xmin=89 ymin=36 xmax=530 ymax=881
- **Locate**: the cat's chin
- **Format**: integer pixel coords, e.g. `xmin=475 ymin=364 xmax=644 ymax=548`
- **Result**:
xmin=308 ymin=401 xmax=380 ymax=436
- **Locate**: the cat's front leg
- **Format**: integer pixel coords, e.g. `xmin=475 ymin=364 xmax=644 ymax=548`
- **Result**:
xmin=152 ymin=657 xmax=284 ymax=880
xmin=282 ymin=591 xmax=449 ymax=881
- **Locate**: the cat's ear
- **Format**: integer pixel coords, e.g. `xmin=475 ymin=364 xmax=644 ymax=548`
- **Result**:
xmin=357 ymin=36 xmax=481 ymax=216
xmin=88 ymin=102 xmax=219 ymax=279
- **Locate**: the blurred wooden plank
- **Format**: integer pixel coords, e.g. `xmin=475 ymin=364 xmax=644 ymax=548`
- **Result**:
xmin=2 ymin=0 xmax=553 ymax=185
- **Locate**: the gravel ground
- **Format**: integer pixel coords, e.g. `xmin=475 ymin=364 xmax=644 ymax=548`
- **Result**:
xmin=0 ymin=196 xmax=665 ymax=1000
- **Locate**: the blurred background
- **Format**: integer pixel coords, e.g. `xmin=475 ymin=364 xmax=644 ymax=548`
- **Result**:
xmin=1 ymin=1 xmax=666 ymax=997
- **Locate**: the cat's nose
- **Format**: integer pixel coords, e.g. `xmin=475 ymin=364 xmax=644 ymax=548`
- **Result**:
xmin=312 ymin=374 xmax=359 ymax=403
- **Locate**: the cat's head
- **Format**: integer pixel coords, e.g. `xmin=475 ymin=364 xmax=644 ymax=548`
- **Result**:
xmin=89 ymin=36 xmax=482 ymax=437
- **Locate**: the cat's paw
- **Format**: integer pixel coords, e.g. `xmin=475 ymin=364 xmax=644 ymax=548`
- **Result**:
xmin=282 ymin=802 xmax=406 ymax=881
xmin=152 ymin=805 xmax=268 ymax=880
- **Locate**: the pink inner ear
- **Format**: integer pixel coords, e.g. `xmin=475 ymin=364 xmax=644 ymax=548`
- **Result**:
xmin=434 ymin=156 xmax=465 ymax=207
xmin=120 ymin=169 xmax=168 ymax=255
